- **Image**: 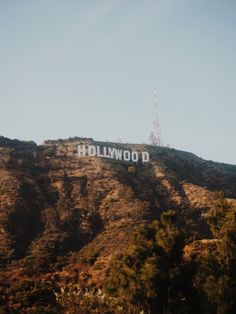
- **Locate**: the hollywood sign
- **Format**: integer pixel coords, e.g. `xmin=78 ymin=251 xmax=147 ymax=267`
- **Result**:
xmin=78 ymin=144 xmax=150 ymax=163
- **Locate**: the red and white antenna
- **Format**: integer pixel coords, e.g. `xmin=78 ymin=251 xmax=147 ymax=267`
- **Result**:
xmin=148 ymin=94 xmax=163 ymax=146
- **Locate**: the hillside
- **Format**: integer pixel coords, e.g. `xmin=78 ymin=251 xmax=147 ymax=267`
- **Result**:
xmin=0 ymin=136 xmax=236 ymax=312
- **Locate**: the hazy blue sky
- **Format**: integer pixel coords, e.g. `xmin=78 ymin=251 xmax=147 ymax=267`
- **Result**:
xmin=0 ymin=0 xmax=235 ymax=164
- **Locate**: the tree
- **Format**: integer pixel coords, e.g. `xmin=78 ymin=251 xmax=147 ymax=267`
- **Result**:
xmin=194 ymin=193 xmax=236 ymax=314
xmin=105 ymin=210 xmax=196 ymax=314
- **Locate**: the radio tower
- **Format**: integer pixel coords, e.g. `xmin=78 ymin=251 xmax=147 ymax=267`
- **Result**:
xmin=148 ymin=94 xmax=163 ymax=146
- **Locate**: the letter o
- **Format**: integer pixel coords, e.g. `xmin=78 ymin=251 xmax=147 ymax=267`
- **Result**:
xmin=123 ymin=150 xmax=131 ymax=161
xmin=131 ymin=151 xmax=139 ymax=162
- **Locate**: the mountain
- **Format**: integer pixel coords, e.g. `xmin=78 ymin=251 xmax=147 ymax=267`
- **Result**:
xmin=0 ymin=135 xmax=236 ymax=312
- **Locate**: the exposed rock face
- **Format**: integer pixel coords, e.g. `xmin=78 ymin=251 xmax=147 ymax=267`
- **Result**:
xmin=0 ymin=135 xmax=236 ymax=287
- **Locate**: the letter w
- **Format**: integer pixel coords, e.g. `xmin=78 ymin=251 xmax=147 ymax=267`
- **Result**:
xmin=115 ymin=149 xmax=122 ymax=160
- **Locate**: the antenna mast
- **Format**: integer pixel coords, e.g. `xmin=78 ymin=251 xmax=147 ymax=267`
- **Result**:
xmin=148 ymin=94 xmax=163 ymax=146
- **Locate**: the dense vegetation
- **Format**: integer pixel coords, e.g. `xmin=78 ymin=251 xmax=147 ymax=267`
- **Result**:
xmin=105 ymin=193 xmax=236 ymax=314
xmin=1 ymin=194 xmax=235 ymax=313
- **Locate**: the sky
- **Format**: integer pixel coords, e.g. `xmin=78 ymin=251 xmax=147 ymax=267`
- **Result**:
xmin=0 ymin=0 xmax=235 ymax=164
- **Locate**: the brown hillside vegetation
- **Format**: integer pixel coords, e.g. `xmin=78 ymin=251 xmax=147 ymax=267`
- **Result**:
xmin=0 ymin=136 xmax=236 ymax=313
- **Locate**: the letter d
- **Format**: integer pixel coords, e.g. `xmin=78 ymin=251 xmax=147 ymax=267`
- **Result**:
xmin=142 ymin=152 xmax=150 ymax=163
